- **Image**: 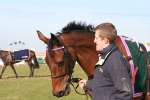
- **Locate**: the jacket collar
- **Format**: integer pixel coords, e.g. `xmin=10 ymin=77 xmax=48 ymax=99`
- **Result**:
xmin=99 ymin=43 xmax=116 ymax=58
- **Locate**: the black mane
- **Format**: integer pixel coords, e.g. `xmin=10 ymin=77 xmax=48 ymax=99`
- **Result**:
xmin=60 ymin=21 xmax=94 ymax=33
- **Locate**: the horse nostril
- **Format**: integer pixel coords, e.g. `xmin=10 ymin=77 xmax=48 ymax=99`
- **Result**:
xmin=53 ymin=91 xmax=64 ymax=97
xmin=58 ymin=91 xmax=65 ymax=97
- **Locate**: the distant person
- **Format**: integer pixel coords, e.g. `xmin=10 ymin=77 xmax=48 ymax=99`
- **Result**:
xmin=79 ymin=22 xmax=133 ymax=100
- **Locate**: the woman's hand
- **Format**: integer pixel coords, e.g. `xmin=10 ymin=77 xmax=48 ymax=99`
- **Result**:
xmin=79 ymin=79 xmax=87 ymax=89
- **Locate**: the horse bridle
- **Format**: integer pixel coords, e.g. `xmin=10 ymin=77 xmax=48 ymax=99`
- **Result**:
xmin=47 ymin=35 xmax=75 ymax=80
xmin=47 ymin=34 xmax=88 ymax=96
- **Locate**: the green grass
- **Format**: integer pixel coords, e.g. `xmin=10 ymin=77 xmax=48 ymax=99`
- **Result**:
xmin=0 ymin=64 xmax=89 ymax=100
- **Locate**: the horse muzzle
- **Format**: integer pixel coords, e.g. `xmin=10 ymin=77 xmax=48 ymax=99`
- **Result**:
xmin=53 ymin=84 xmax=71 ymax=97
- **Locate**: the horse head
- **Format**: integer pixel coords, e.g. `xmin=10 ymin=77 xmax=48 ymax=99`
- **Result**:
xmin=37 ymin=30 xmax=75 ymax=97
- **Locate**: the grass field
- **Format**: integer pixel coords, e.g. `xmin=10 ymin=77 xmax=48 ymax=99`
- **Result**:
xmin=0 ymin=64 xmax=89 ymax=100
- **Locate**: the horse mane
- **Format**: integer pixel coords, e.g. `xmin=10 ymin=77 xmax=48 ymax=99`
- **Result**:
xmin=60 ymin=21 xmax=95 ymax=34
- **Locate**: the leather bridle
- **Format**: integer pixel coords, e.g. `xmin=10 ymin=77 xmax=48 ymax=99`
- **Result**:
xmin=47 ymin=35 xmax=75 ymax=80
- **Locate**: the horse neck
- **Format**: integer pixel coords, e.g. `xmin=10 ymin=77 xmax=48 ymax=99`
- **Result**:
xmin=0 ymin=50 xmax=8 ymax=58
xmin=0 ymin=50 xmax=11 ymax=63
xmin=60 ymin=32 xmax=98 ymax=79
xmin=76 ymin=46 xmax=98 ymax=79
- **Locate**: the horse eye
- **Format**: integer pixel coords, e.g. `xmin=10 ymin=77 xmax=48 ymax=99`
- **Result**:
xmin=58 ymin=61 xmax=64 ymax=67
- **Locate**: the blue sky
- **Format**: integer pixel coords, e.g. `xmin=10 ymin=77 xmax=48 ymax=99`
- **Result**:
xmin=0 ymin=0 xmax=150 ymax=51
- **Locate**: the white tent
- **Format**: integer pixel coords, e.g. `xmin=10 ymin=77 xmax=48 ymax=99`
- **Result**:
xmin=0 ymin=59 xmax=3 ymax=65
xmin=145 ymin=43 xmax=150 ymax=51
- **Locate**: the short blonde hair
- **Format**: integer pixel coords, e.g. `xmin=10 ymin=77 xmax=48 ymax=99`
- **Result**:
xmin=95 ymin=23 xmax=117 ymax=43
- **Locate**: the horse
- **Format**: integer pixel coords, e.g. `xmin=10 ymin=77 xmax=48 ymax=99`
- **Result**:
xmin=37 ymin=21 xmax=150 ymax=99
xmin=0 ymin=49 xmax=39 ymax=78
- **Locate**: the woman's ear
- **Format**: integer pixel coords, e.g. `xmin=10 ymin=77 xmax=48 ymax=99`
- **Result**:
xmin=104 ymin=38 xmax=109 ymax=44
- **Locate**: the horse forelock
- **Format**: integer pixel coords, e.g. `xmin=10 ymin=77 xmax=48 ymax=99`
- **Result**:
xmin=48 ymin=34 xmax=64 ymax=54
xmin=59 ymin=21 xmax=94 ymax=34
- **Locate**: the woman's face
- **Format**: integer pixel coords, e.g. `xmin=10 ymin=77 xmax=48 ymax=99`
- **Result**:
xmin=94 ymin=30 xmax=109 ymax=51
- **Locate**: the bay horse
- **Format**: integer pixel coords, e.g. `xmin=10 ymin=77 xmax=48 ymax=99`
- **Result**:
xmin=0 ymin=49 xmax=39 ymax=78
xmin=37 ymin=21 xmax=150 ymax=99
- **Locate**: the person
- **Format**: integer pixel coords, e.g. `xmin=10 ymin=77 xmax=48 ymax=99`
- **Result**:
xmin=79 ymin=22 xmax=133 ymax=100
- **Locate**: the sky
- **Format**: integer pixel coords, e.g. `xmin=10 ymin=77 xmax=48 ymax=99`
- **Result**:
xmin=0 ymin=0 xmax=150 ymax=51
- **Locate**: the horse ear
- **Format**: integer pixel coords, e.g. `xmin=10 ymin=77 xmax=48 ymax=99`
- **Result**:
xmin=50 ymin=33 xmax=62 ymax=45
xmin=37 ymin=30 xmax=49 ymax=44
xmin=50 ymin=33 xmax=57 ymax=40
